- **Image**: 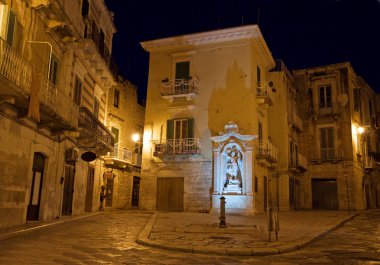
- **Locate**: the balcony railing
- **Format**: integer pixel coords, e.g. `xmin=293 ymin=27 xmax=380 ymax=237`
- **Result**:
xmin=290 ymin=153 xmax=308 ymax=172
xmin=256 ymin=140 xmax=278 ymax=163
xmin=0 ymin=37 xmax=32 ymax=94
xmin=78 ymin=107 xmax=114 ymax=151
xmin=161 ymin=77 xmax=199 ymax=101
xmin=364 ymin=155 xmax=373 ymax=169
xmin=153 ymin=138 xmax=201 ymax=156
xmin=39 ymin=77 xmax=78 ymax=128
xmin=298 ymin=153 xmax=308 ymax=171
xmin=105 ymin=144 xmax=132 ymax=163
xmin=256 ymin=81 xmax=274 ymax=106
xmin=311 ymin=149 xmax=344 ymax=162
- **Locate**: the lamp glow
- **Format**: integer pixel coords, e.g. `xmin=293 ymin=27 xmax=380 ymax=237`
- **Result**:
xmin=357 ymin=127 xmax=364 ymax=134
xmin=132 ymin=133 xmax=140 ymax=142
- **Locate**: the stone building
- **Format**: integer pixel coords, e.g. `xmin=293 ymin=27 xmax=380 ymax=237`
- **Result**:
xmin=0 ymin=0 xmax=117 ymax=229
xmin=294 ymin=62 xmax=380 ymax=211
xmin=103 ymin=77 xmax=145 ymax=209
xmin=139 ymin=25 xmax=305 ymax=214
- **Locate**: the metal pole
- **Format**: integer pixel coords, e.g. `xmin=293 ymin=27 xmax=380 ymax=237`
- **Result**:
xmin=219 ymin=196 xmax=226 ymax=228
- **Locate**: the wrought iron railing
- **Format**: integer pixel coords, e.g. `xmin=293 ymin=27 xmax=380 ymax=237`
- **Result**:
xmin=153 ymin=138 xmax=201 ymax=156
xmin=39 ymin=77 xmax=78 ymax=127
xmin=256 ymin=81 xmax=274 ymax=104
xmin=0 ymin=37 xmax=32 ymax=94
xmin=78 ymin=107 xmax=114 ymax=148
xmin=256 ymin=140 xmax=278 ymax=162
xmin=161 ymin=77 xmax=199 ymax=97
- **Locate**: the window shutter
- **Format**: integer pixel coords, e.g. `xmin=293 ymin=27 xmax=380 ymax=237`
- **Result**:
xmin=187 ymin=118 xmax=194 ymax=138
xmin=7 ymin=10 xmax=15 ymax=46
xmin=166 ymin=119 xmax=174 ymax=140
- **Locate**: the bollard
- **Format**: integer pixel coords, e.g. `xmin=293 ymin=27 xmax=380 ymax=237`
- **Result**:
xmin=219 ymin=196 xmax=227 ymax=228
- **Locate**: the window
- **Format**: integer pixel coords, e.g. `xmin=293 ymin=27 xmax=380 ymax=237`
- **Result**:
xmin=258 ymin=121 xmax=263 ymax=142
xmin=49 ymin=55 xmax=59 ymax=85
xmin=257 ymin=66 xmax=261 ymax=83
xmin=167 ymin=118 xmax=194 ymax=140
xmin=93 ymin=98 xmax=100 ymax=118
xmin=175 ymin=61 xmax=190 ymax=80
xmin=254 ymin=176 xmax=258 ymax=193
xmin=289 ymin=140 xmax=293 ymax=165
xmin=320 ymin=127 xmax=334 ymax=160
xmin=81 ymin=0 xmax=89 ymax=17
xmin=319 ymin=85 xmax=332 ymax=109
xmin=74 ymin=76 xmax=82 ymax=106
xmin=111 ymin=127 xmax=119 ymax=144
xmin=353 ymin=88 xmax=361 ymax=112
xmin=0 ymin=6 xmax=21 ymax=50
xmin=114 ymin=89 xmax=120 ymax=108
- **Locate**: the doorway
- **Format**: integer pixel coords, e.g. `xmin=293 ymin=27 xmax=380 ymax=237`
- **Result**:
xmin=85 ymin=166 xmax=94 ymax=212
xmin=312 ymin=179 xmax=338 ymax=210
xmin=156 ymin=177 xmax=184 ymax=212
xmin=62 ymin=163 xmax=75 ymax=215
xmin=132 ymin=176 xmax=140 ymax=207
xmin=263 ymin=176 xmax=268 ymax=211
xmin=27 ymin=153 xmax=45 ymax=221
xmin=105 ymin=178 xmax=114 ymax=207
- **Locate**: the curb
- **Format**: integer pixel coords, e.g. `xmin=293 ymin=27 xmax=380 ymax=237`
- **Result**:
xmin=0 ymin=212 xmax=103 ymax=241
xmin=136 ymin=211 xmax=363 ymax=256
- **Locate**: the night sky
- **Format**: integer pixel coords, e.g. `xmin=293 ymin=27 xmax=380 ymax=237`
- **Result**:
xmin=105 ymin=0 xmax=380 ymax=103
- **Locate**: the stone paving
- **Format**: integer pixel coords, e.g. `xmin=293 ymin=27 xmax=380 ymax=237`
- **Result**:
xmin=0 ymin=210 xmax=379 ymax=264
xmin=138 ymin=210 xmax=359 ymax=255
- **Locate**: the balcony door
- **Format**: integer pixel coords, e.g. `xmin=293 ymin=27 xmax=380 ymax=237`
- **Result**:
xmin=167 ymin=118 xmax=194 ymax=154
xmin=62 ymin=163 xmax=75 ymax=215
xmin=27 ymin=153 xmax=45 ymax=221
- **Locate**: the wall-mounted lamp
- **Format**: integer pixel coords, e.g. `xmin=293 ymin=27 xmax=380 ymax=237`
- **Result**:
xmin=132 ymin=133 xmax=140 ymax=143
xmin=357 ymin=127 xmax=365 ymax=134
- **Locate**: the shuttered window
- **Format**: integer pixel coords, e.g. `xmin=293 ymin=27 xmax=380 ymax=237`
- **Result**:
xmin=6 ymin=10 xmax=15 ymax=46
xmin=319 ymin=85 xmax=332 ymax=109
xmin=111 ymin=127 xmax=119 ymax=144
xmin=74 ymin=76 xmax=82 ymax=106
xmin=175 ymin=61 xmax=190 ymax=80
xmin=320 ymin=127 xmax=334 ymax=160
xmin=353 ymin=88 xmax=361 ymax=112
xmin=49 ymin=56 xmax=59 ymax=85
xmin=93 ymin=98 xmax=100 ymax=118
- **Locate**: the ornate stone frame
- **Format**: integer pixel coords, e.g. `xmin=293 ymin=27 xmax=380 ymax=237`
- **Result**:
xmin=210 ymin=121 xmax=257 ymax=215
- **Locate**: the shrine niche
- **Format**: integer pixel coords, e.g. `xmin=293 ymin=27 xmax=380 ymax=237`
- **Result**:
xmin=210 ymin=121 xmax=257 ymax=215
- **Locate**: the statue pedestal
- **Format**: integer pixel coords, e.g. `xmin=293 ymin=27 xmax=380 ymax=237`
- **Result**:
xmin=211 ymin=194 xmax=255 ymax=215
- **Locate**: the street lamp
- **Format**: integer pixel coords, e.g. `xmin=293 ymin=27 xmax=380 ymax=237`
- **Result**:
xmin=132 ymin=133 xmax=140 ymax=143
xmin=357 ymin=126 xmax=365 ymax=134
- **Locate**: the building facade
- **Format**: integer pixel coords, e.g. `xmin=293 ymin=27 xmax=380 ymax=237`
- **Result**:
xmin=0 ymin=0 xmax=117 ymax=229
xmin=140 ymin=25 xmax=304 ymax=214
xmin=103 ymin=77 xmax=145 ymax=209
xmin=294 ymin=62 xmax=380 ymax=211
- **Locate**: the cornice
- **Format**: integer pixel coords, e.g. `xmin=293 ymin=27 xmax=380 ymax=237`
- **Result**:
xmin=141 ymin=25 xmax=262 ymax=52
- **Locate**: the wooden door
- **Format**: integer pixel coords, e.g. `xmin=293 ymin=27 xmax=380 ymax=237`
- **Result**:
xmin=312 ymin=179 xmax=338 ymax=210
xmin=27 ymin=153 xmax=45 ymax=221
xmin=62 ymin=163 xmax=75 ymax=215
xmin=85 ymin=166 xmax=94 ymax=212
xmin=132 ymin=176 xmax=140 ymax=206
xmin=156 ymin=177 xmax=184 ymax=212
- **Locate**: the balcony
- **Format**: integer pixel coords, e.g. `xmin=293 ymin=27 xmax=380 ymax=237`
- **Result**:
xmin=364 ymin=155 xmax=374 ymax=171
xmin=291 ymin=111 xmax=303 ymax=131
xmin=153 ymin=138 xmax=201 ymax=156
xmin=104 ymin=144 xmax=132 ymax=168
xmin=0 ymin=38 xmax=78 ymax=131
xmin=311 ymin=149 xmax=344 ymax=163
xmin=256 ymin=141 xmax=278 ymax=164
xmin=256 ymin=81 xmax=274 ymax=106
xmin=78 ymin=107 xmax=114 ymax=155
xmin=71 ymin=20 xmax=117 ymax=86
xmin=39 ymin=77 xmax=78 ymax=130
xmin=289 ymin=153 xmax=308 ymax=173
xmin=0 ymin=37 xmax=32 ymax=103
xmin=160 ymin=77 xmax=199 ymax=102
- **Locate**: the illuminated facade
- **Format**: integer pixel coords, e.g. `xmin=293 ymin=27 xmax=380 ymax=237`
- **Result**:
xmin=0 ymin=0 xmax=117 ymax=228
xmin=103 ymin=77 xmax=145 ymax=209
xmin=140 ymin=25 xmax=305 ymax=214
xmin=294 ymin=62 xmax=380 ymax=210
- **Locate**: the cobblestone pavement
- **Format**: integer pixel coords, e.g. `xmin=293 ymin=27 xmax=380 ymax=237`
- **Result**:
xmin=0 ymin=210 xmax=379 ymax=264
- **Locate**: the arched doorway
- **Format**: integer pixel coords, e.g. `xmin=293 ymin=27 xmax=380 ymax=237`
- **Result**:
xmin=27 ymin=153 xmax=45 ymax=221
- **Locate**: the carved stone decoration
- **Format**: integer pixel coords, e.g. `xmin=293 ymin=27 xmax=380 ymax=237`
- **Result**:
xmin=210 ymin=122 xmax=257 ymax=215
